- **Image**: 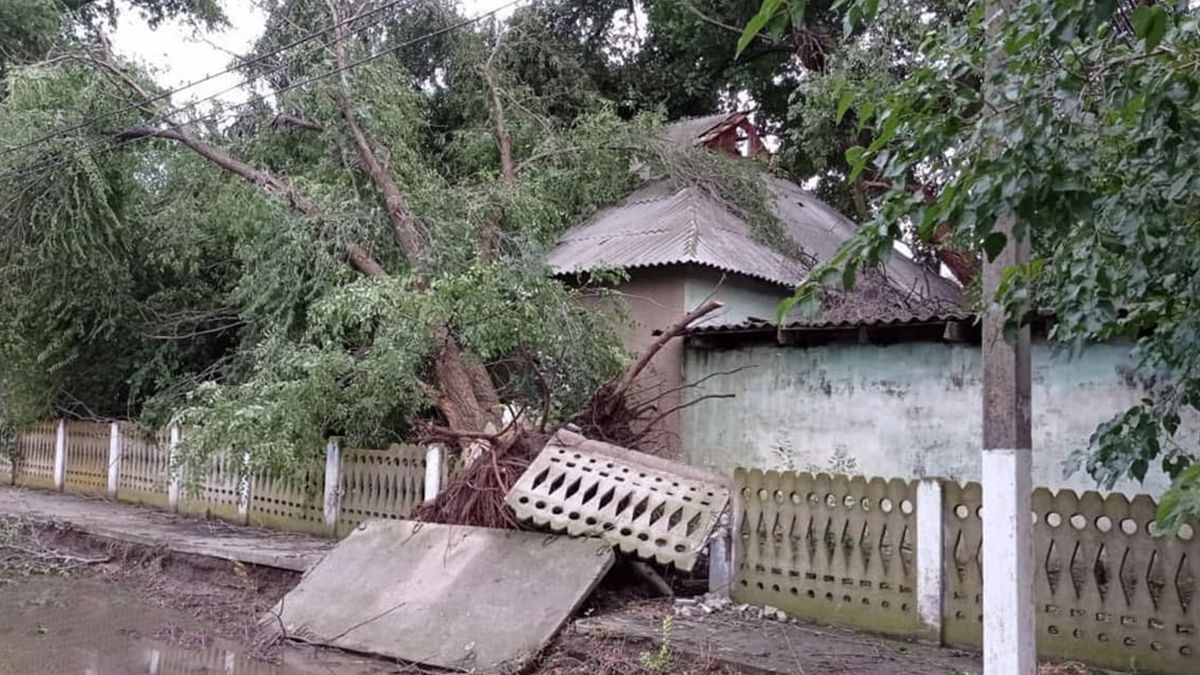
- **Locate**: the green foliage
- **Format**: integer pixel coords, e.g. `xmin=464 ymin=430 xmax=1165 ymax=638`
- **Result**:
xmin=776 ymin=0 xmax=1200 ymax=529
xmin=638 ymin=614 xmax=675 ymax=673
xmin=0 ymin=0 xmax=664 ymax=477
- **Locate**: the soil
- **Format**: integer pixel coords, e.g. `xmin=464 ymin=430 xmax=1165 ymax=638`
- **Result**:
xmin=0 ymin=517 xmax=1111 ymax=675
xmin=0 ymin=518 xmax=730 ymax=674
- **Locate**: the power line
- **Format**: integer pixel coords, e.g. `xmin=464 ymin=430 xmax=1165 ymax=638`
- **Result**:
xmin=0 ymin=2 xmax=402 ymax=182
xmin=0 ymin=0 xmax=519 ymax=183
xmin=0 ymin=0 xmax=421 ymax=159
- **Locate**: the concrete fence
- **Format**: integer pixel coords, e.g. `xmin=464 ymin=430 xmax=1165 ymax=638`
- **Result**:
xmin=0 ymin=419 xmax=446 ymax=538
xmin=729 ymin=468 xmax=1199 ymax=674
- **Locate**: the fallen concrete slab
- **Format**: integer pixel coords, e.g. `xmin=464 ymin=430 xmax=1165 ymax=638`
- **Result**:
xmin=505 ymin=431 xmax=730 ymax=571
xmin=269 ymin=519 xmax=615 ymax=672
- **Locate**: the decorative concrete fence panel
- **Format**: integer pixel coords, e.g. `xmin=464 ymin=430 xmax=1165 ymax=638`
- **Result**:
xmin=733 ymin=469 xmax=924 ymax=637
xmin=63 ymin=420 xmax=109 ymax=496
xmin=944 ymin=482 xmax=1199 ymax=673
xmin=942 ymin=480 xmax=983 ymax=647
xmin=12 ymin=421 xmax=57 ymax=489
xmin=178 ymin=451 xmax=245 ymax=523
xmin=248 ymin=465 xmax=325 ymax=536
xmin=336 ymin=444 xmax=426 ymax=535
xmin=116 ymin=424 xmax=171 ymax=509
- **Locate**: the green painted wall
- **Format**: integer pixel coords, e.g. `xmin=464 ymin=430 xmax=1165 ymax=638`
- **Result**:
xmin=681 ymin=339 xmax=1189 ymax=495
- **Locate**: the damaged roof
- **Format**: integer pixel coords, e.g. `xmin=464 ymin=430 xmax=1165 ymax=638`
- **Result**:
xmin=546 ymin=179 xmax=808 ymax=287
xmin=546 ymin=174 xmax=961 ymax=305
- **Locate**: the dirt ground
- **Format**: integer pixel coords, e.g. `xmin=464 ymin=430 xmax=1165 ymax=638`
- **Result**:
xmin=0 ymin=517 xmax=737 ymax=674
xmin=0 ymin=517 xmax=1108 ymax=675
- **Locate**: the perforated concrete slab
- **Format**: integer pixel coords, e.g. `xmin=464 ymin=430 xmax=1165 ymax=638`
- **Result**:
xmin=268 ymin=519 xmax=614 ymax=672
xmin=505 ymin=431 xmax=730 ymax=571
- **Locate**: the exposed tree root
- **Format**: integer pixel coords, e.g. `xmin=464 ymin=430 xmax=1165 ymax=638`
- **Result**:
xmin=415 ymin=301 xmax=728 ymax=529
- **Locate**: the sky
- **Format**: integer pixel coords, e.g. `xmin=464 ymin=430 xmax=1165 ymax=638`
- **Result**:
xmin=109 ymin=0 xmax=517 ymax=109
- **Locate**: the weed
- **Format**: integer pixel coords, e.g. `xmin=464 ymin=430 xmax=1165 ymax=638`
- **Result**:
xmin=638 ymin=614 xmax=675 ymax=673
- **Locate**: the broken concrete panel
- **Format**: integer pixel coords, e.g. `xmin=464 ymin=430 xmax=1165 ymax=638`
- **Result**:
xmin=505 ymin=431 xmax=730 ymax=571
xmin=269 ymin=519 xmax=614 ymax=672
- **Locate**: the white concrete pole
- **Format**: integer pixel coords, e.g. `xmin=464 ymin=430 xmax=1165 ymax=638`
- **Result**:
xmin=423 ymin=443 xmax=445 ymax=502
xmin=107 ymin=421 xmax=123 ymax=498
xmin=915 ymin=478 xmax=944 ymax=640
xmin=981 ymin=1 xmax=1035 ymax=672
xmin=323 ymin=438 xmax=341 ymax=533
xmin=707 ymin=510 xmax=733 ymax=596
xmin=52 ymin=418 xmax=67 ymax=491
xmin=167 ymin=425 xmax=182 ymax=512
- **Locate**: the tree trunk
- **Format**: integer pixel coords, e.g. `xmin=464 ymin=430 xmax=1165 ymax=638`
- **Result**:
xmin=932 ymin=222 xmax=979 ymax=287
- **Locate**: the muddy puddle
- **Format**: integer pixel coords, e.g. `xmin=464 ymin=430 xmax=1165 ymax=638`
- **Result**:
xmin=0 ymin=575 xmax=394 ymax=675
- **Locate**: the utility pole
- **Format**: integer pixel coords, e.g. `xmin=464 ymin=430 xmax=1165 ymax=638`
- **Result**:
xmin=981 ymin=0 xmax=1035 ymax=672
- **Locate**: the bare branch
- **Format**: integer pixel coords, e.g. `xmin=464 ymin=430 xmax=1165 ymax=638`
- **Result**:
xmin=617 ymin=300 xmax=724 ymax=396
xmin=271 ymin=113 xmax=324 ymax=132
xmin=325 ymin=0 xmax=424 ymax=262
xmin=483 ymin=31 xmax=515 ymax=184
xmin=631 ymin=394 xmax=736 ymax=444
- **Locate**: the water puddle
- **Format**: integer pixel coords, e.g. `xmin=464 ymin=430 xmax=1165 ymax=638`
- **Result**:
xmin=0 ymin=575 xmax=392 ymax=674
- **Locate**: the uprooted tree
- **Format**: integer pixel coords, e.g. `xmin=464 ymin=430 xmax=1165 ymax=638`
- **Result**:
xmin=0 ymin=0 xmax=762 ymax=522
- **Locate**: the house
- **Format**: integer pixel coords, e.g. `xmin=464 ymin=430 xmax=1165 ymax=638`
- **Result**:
xmin=547 ymin=112 xmax=958 ymax=456
xmin=548 ymin=112 xmax=1185 ymax=497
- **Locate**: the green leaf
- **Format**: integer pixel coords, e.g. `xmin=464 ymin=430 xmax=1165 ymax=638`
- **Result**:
xmin=845 ymin=145 xmax=868 ymax=181
xmin=737 ymin=0 xmax=784 ymax=57
xmin=789 ymin=0 xmax=807 ymax=27
xmin=1131 ymin=6 xmax=1167 ymax=52
xmin=836 ymin=89 xmax=854 ymax=125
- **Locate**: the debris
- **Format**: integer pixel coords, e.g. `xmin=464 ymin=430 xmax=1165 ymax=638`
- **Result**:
xmin=267 ymin=519 xmax=614 ymax=672
xmin=505 ymin=430 xmax=730 ymax=570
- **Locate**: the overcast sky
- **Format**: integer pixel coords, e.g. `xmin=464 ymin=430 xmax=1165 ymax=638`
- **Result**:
xmin=109 ymin=0 xmax=516 ymax=108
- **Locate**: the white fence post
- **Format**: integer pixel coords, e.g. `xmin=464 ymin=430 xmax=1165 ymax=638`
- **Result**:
xmin=423 ymin=442 xmax=445 ymax=502
xmin=916 ymin=478 xmax=944 ymax=641
xmin=323 ymin=438 xmax=341 ymax=534
xmin=107 ymin=421 xmax=123 ymax=498
xmin=237 ymin=450 xmax=252 ymax=524
xmin=167 ymin=425 xmax=181 ymax=512
xmin=707 ymin=510 xmax=733 ymax=596
xmin=53 ymin=418 xmax=67 ymax=491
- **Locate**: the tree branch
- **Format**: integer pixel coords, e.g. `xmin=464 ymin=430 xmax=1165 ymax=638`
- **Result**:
xmin=113 ymin=126 xmax=386 ymax=277
xmin=483 ymin=31 xmax=515 ymax=185
xmin=271 ymin=113 xmax=324 ymax=132
xmin=616 ymin=300 xmax=724 ymax=397
xmin=325 ymin=0 xmax=424 ymax=262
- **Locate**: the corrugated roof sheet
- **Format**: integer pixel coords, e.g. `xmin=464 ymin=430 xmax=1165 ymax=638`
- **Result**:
xmin=689 ymin=308 xmax=975 ymax=334
xmin=547 ymin=111 xmax=963 ymax=325
xmin=546 ymin=180 xmax=808 ymax=286
xmin=546 ymin=176 xmax=961 ymax=304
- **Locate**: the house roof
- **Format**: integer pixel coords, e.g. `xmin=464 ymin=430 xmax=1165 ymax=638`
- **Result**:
xmin=546 ymin=175 xmax=961 ymax=302
xmin=688 ymin=307 xmax=975 ymax=334
xmin=546 ymin=111 xmax=963 ymax=323
xmin=546 ymin=179 xmax=808 ymax=286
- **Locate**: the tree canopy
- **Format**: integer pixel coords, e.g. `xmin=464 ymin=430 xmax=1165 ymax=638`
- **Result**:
xmin=0 ymin=0 xmax=779 ymax=476
xmin=744 ymin=0 xmax=1200 ymax=529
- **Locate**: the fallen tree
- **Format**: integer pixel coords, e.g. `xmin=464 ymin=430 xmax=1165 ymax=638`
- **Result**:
xmin=0 ymin=1 xmax=751 ymax=525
